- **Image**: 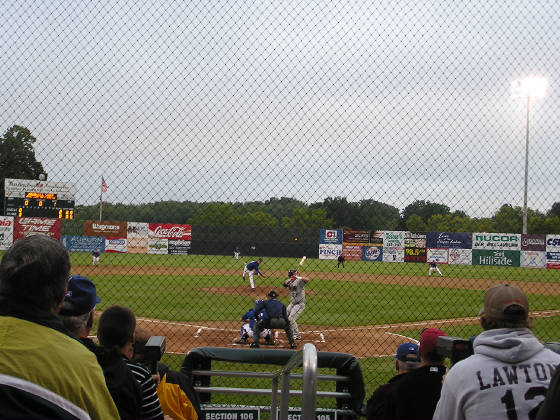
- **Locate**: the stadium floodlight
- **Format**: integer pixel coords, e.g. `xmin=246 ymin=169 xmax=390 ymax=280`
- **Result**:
xmin=511 ymin=76 xmax=548 ymax=235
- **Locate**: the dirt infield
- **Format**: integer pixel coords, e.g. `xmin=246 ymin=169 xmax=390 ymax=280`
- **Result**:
xmin=81 ymin=265 xmax=560 ymax=358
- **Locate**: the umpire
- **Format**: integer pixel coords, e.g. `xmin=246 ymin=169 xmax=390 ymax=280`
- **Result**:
xmin=251 ymin=290 xmax=296 ymax=349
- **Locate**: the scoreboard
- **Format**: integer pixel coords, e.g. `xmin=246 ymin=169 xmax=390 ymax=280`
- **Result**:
xmin=4 ymin=179 xmax=76 ymax=219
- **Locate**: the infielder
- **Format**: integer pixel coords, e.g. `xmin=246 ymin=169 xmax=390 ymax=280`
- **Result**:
xmin=92 ymin=249 xmax=101 ymax=266
xmin=283 ymin=269 xmax=309 ymax=340
xmin=234 ymin=246 xmax=240 ymax=260
xmin=428 ymin=261 xmax=443 ymax=277
xmin=242 ymin=258 xmax=265 ymax=291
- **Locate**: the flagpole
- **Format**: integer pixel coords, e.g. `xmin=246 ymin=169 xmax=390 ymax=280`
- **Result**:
xmin=99 ymin=177 xmax=104 ymax=221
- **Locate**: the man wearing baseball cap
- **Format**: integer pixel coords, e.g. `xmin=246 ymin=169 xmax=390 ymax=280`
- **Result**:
xmin=365 ymin=342 xmax=420 ymax=419
xmin=59 ymin=275 xmax=101 ymax=337
xmin=434 ymin=284 xmax=560 ymax=420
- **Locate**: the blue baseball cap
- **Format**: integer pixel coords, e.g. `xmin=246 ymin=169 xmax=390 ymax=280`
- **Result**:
xmin=395 ymin=342 xmax=420 ymax=362
xmin=59 ymin=276 xmax=101 ymax=316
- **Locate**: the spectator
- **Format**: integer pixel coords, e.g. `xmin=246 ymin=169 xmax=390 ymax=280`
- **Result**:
xmin=365 ymin=342 xmax=421 ymax=419
xmin=133 ymin=327 xmax=202 ymax=420
xmin=0 ymin=235 xmax=119 ymax=420
xmin=251 ymin=290 xmax=296 ymax=349
xmin=372 ymin=327 xmax=447 ymax=419
xmin=536 ymin=364 xmax=560 ymax=419
xmin=434 ymin=284 xmax=560 ymax=420
xmin=59 ymin=275 xmax=144 ymax=420
xmin=98 ymin=305 xmax=164 ymax=420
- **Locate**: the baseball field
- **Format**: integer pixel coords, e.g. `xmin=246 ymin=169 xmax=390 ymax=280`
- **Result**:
xmin=63 ymin=252 xmax=560 ymax=403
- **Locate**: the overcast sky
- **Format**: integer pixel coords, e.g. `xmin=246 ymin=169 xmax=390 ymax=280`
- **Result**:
xmin=2 ymin=0 xmax=559 ymax=217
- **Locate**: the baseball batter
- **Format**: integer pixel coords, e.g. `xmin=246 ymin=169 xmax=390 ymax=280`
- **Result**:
xmin=283 ymin=269 xmax=309 ymax=340
xmin=242 ymin=258 xmax=265 ymax=291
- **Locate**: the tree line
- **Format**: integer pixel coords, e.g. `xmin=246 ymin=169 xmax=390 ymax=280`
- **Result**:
xmin=2 ymin=125 xmax=560 ymax=234
xmin=73 ymin=198 xmax=560 ymax=234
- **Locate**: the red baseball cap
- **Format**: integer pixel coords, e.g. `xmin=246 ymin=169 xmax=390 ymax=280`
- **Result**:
xmin=419 ymin=328 xmax=446 ymax=355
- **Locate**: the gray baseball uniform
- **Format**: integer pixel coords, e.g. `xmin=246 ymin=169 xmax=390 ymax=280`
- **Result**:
xmin=286 ymin=276 xmax=306 ymax=339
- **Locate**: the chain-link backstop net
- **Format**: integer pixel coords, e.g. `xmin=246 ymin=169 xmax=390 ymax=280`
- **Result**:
xmin=2 ymin=1 xmax=560 ymax=416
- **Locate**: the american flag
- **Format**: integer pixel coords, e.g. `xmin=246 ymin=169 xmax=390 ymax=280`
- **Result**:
xmin=101 ymin=177 xmax=108 ymax=193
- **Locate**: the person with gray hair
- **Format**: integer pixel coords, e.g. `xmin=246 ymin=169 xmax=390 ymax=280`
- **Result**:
xmin=0 ymin=235 xmax=119 ymax=420
xmin=365 ymin=342 xmax=420 ymax=419
xmin=59 ymin=275 xmax=145 ymax=420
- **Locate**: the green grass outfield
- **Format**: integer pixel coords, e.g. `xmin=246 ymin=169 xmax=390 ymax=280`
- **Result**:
xmin=4 ymin=250 xmax=560 ymax=404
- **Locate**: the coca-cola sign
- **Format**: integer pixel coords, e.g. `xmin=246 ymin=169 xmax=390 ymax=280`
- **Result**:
xmin=148 ymin=223 xmax=192 ymax=240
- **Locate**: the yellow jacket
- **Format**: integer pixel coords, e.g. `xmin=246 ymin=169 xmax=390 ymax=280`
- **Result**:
xmin=0 ymin=316 xmax=120 ymax=420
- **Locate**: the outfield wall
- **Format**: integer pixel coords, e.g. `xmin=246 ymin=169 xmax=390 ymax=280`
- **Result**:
xmin=318 ymin=229 xmax=560 ymax=269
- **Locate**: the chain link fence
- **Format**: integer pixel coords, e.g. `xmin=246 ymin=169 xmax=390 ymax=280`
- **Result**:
xmin=2 ymin=1 xmax=560 ymax=415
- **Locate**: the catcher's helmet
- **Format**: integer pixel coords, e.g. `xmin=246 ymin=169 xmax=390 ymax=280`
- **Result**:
xmin=288 ymin=269 xmax=297 ymax=277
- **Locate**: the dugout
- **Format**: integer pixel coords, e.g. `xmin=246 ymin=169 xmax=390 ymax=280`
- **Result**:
xmin=181 ymin=346 xmax=365 ymax=419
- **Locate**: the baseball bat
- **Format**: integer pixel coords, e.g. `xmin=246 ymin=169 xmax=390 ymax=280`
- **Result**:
xmin=298 ymin=256 xmax=306 ymax=267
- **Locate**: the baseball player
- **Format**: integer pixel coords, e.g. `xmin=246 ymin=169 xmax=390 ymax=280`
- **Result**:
xmin=234 ymin=246 xmax=240 ymax=260
xmin=242 ymin=258 xmax=265 ymax=291
xmin=92 ymin=249 xmax=101 ymax=266
xmin=283 ymin=269 xmax=309 ymax=341
xmin=428 ymin=261 xmax=443 ymax=277
xmin=234 ymin=302 xmax=273 ymax=345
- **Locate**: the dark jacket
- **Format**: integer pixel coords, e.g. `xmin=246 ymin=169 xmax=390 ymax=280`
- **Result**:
xmin=81 ymin=339 xmax=144 ymax=420
xmin=536 ymin=363 xmax=560 ymax=420
xmin=365 ymin=373 xmax=407 ymax=419
xmin=367 ymin=365 xmax=446 ymax=420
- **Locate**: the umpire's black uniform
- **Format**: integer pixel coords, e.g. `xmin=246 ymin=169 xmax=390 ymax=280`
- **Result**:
xmin=251 ymin=290 xmax=296 ymax=349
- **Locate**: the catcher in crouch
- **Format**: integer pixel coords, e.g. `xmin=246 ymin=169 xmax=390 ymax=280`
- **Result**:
xmin=283 ymin=268 xmax=309 ymax=341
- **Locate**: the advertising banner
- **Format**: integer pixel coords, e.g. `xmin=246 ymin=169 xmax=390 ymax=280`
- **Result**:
xmin=127 ymin=238 xmax=148 ymax=254
xmin=405 ymin=232 xmax=426 ymax=248
xmin=148 ymin=238 xmax=168 ymax=254
xmin=521 ymin=251 xmax=546 ymax=268
xmin=521 ymin=234 xmax=546 ymax=251
xmin=383 ymin=246 xmax=405 ymax=262
xmin=13 ymin=217 xmax=61 ymax=240
xmin=427 ymin=248 xmax=449 ymax=264
xmin=104 ymin=238 xmax=127 ymax=253
xmin=342 ymin=230 xmax=370 ymax=244
xmin=546 ymin=252 xmax=560 ymax=269
xmin=61 ymin=235 xmax=105 ymax=252
xmin=127 ymin=222 xmax=149 ymax=239
xmin=342 ymin=244 xmax=363 ymax=260
xmin=472 ymin=250 xmax=520 ymax=267
xmin=546 ymin=235 xmax=560 ymax=252
xmin=169 ymin=239 xmax=191 ymax=255
xmin=426 ymin=232 xmax=472 ymax=249
xmin=148 ymin=223 xmax=192 ymax=240
xmin=448 ymin=248 xmax=472 ymax=265
xmin=319 ymin=243 xmax=342 ymax=259
xmin=382 ymin=231 xmax=406 ymax=247
xmin=319 ymin=229 xmax=343 ymax=244
xmin=472 ymin=233 xmax=521 ymax=250
xmin=84 ymin=220 xmax=127 ymax=238
xmin=405 ymin=247 xmax=426 ymax=263
xmin=0 ymin=216 xmax=14 ymax=250
xmin=369 ymin=231 xmax=384 ymax=246
xmin=362 ymin=245 xmax=383 ymax=261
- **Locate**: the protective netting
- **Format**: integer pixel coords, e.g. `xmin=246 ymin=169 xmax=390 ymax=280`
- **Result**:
xmin=2 ymin=1 xmax=560 ymax=414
